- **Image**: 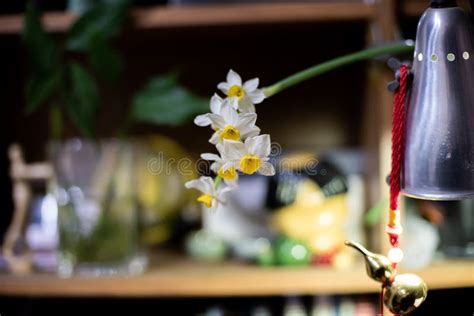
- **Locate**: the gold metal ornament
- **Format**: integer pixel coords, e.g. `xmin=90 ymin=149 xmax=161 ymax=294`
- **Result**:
xmin=345 ymin=240 xmax=394 ymax=285
xmin=384 ymin=273 xmax=428 ymax=315
xmin=345 ymin=241 xmax=428 ymax=315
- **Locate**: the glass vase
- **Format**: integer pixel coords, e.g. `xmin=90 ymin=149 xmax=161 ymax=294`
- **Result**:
xmin=49 ymin=139 xmax=147 ymax=277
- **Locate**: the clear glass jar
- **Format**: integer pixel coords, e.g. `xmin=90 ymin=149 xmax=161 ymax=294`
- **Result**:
xmin=49 ymin=139 xmax=147 ymax=277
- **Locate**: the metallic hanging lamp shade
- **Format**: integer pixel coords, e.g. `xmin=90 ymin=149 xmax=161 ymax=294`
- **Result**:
xmin=402 ymin=0 xmax=474 ymax=200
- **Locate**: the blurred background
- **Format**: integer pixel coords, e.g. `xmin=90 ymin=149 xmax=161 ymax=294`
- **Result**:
xmin=0 ymin=0 xmax=473 ymax=315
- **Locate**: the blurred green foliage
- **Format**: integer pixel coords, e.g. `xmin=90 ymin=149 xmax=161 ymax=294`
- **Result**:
xmin=132 ymin=72 xmax=209 ymax=126
xmin=64 ymin=62 xmax=100 ymax=137
xmin=364 ymin=198 xmax=389 ymax=227
xmin=22 ymin=0 xmax=130 ymax=137
xmin=22 ymin=1 xmax=209 ymax=138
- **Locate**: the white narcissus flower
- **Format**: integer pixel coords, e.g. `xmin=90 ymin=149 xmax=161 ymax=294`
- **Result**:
xmin=221 ymin=134 xmax=275 ymax=176
xmin=207 ymin=99 xmax=260 ymax=144
xmin=217 ymin=69 xmax=265 ymax=113
xmin=185 ymin=176 xmax=234 ymax=210
xmin=201 ymin=144 xmax=238 ymax=186
xmin=194 ymin=94 xmax=224 ymax=127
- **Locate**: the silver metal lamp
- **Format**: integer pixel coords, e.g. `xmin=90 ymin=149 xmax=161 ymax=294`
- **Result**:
xmin=402 ymin=0 xmax=474 ymax=200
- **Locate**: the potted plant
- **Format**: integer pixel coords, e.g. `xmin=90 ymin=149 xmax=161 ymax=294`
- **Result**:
xmin=22 ymin=0 xmax=208 ymax=276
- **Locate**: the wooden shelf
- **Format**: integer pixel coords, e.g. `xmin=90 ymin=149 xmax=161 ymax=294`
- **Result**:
xmin=0 ymin=255 xmax=472 ymax=297
xmin=402 ymin=0 xmax=472 ymax=17
xmin=0 ymin=2 xmax=376 ymax=34
xmin=402 ymin=0 xmax=429 ymax=17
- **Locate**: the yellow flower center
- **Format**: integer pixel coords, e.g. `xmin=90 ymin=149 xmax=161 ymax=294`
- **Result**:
xmin=218 ymin=166 xmax=237 ymax=181
xmin=228 ymin=85 xmax=245 ymax=99
xmin=219 ymin=125 xmax=241 ymax=141
xmin=239 ymin=155 xmax=261 ymax=175
xmin=197 ymin=194 xmax=213 ymax=208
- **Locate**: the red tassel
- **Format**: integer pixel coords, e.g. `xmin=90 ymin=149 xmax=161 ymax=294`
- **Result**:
xmin=380 ymin=65 xmax=409 ymax=316
xmin=389 ymin=65 xmax=408 ymax=213
xmin=388 ymin=65 xmax=409 ymax=248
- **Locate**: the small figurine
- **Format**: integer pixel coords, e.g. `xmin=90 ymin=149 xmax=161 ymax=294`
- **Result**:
xmin=2 ymin=144 xmax=52 ymax=274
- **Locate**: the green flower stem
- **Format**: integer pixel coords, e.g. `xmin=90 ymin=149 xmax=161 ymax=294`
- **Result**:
xmin=214 ymin=176 xmax=222 ymax=188
xmin=263 ymin=41 xmax=414 ymax=97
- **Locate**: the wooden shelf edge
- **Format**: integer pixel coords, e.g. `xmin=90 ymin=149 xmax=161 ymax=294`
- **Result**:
xmin=131 ymin=3 xmax=375 ymax=29
xmin=0 ymin=11 xmax=74 ymax=34
xmin=402 ymin=0 xmax=472 ymax=17
xmin=0 ymin=258 xmax=472 ymax=297
xmin=0 ymin=2 xmax=375 ymax=35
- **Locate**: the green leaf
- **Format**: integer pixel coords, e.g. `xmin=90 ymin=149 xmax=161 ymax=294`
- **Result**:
xmin=89 ymin=39 xmax=123 ymax=82
xmin=64 ymin=62 xmax=99 ymax=137
xmin=25 ymin=70 xmax=61 ymax=113
xmin=132 ymin=73 xmax=209 ymax=126
xmin=22 ymin=2 xmax=60 ymax=75
xmin=66 ymin=0 xmax=130 ymax=52
xmin=22 ymin=1 xmax=61 ymax=112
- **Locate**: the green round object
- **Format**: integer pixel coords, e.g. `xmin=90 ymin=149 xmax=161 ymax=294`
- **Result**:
xmin=256 ymin=245 xmax=275 ymax=267
xmin=274 ymin=236 xmax=311 ymax=266
xmin=185 ymin=230 xmax=227 ymax=262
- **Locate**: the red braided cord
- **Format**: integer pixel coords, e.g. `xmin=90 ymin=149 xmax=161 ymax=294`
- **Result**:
xmin=390 ymin=65 xmax=408 ymax=212
xmin=388 ymin=65 xmax=409 ymax=248
xmin=380 ymin=65 xmax=408 ymax=316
